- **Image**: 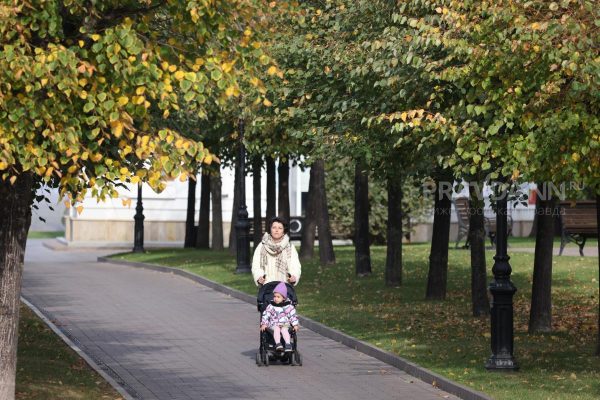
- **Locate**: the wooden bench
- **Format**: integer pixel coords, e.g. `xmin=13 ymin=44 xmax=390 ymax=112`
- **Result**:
xmin=559 ymin=200 xmax=598 ymax=256
xmin=454 ymin=197 xmax=513 ymax=248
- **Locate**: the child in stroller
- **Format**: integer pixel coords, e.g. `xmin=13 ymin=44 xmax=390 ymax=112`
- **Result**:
xmin=256 ymin=281 xmax=302 ymax=366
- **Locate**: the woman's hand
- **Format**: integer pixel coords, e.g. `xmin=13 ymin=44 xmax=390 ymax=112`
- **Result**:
xmin=288 ymin=275 xmax=297 ymax=284
xmin=257 ymin=275 xmax=266 ymax=285
xmin=260 ymin=325 xmax=267 ymax=332
xmin=293 ymin=325 xmax=300 ymax=332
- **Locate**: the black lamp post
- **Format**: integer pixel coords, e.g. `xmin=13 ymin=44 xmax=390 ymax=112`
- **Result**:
xmin=235 ymin=118 xmax=251 ymax=273
xmin=133 ymin=182 xmax=145 ymax=253
xmin=486 ymin=183 xmax=518 ymax=370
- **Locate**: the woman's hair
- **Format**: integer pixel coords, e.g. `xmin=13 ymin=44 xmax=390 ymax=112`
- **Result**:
xmin=268 ymin=216 xmax=289 ymax=234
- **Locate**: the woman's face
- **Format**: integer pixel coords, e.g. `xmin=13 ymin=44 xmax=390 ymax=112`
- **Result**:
xmin=270 ymin=222 xmax=285 ymax=242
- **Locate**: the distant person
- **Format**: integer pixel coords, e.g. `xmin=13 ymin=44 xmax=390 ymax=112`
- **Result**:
xmin=260 ymin=281 xmax=299 ymax=352
xmin=252 ymin=217 xmax=301 ymax=286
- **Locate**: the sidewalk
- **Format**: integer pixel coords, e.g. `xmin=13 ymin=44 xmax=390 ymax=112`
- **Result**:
xmin=23 ymin=240 xmax=461 ymax=400
xmin=509 ymin=246 xmax=598 ymax=257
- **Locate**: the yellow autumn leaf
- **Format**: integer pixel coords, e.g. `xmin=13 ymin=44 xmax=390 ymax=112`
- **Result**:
xmin=118 ymin=96 xmax=129 ymax=106
xmin=119 ymin=167 xmax=129 ymax=175
xmin=222 ymin=62 xmax=234 ymax=73
xmin=400 ymin=112 xmax=408 ymax=122
xmin=511 ymin=169 xmax=520 ymax=181
xmin=9 ymin=175 xmax=17 ymax=185
xmin=263 ymin=98 xmax=272 ymax=107
xmin=76 ymin=205 xmax=84 ymax=215
xmin=267 ymin=66 xmax=278 ymax=76
xmin=121 ymin=198 xmax=132 ymax=207
xmin=111 ymin=120 xmax=124 ymax=137
xmin=225 ymin=86 xmax=235 ymax=97
xmin=174 ymin=70 xmax=185 ymax=80
xmin=204 ymin=154 xmax=213 ymax=165
xmin=130 ymin=175 xmax=140 ymax=184
xmin=90 ymin=34 xmax=100 ymax=41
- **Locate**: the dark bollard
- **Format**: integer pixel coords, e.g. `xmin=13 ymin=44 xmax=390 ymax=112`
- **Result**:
xmin=486 ymin=186 xmax=518 ymax=370
xmin=133 ymin=182 xmax=145 ymax=253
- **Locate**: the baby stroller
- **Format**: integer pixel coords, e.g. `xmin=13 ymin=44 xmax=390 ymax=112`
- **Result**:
xmin=255 ymin=281 xmax=303 ymax=366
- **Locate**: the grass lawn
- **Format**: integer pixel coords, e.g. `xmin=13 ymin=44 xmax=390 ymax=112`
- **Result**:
xmin=27 ymin=231 xmax=64 ymax=239
xmin=16 ymin=304 xmax=122 ymax=400
xmin=113 ymin=245 xmax=600 ymax=400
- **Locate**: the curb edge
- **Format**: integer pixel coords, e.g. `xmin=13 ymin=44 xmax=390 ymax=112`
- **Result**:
xmin=20 ymin=296 xmax=136 ymax=400
xmin=97 ymin=256 xmax=493 ymax=400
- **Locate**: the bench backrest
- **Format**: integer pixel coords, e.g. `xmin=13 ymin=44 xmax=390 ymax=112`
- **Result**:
xmin=560 ymin=201 xmax=598 ymax=234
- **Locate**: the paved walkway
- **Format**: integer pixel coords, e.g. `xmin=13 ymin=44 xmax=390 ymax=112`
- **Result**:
xmin=509 ymin=246 xmax=598 ymax=257
xmin=22 ymin=240 xmax=458 ymax=400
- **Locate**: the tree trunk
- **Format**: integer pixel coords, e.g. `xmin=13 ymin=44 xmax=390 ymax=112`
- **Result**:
xmin=229 ymin=158 xmax=240 ymax=255
xmin=196 ymin=172 xmax=210 ymax=249
xmin=299 ymin=162 xmax=318 ymax=260
xmin=184 ymin=176 xmax=197 ymax=248
xmin=596 ymin=194 xmax=600 ymax=356
xmin=354 ymin=161 xmax=372 ymax=276
xmin=210 ymin=169 xmax=224 ymax=250
xmin=0 ymin=174 xmax=34 ymax=400
xmin=385 ymin=176 xmax=402 ymax=286
xmin=277 ymin=156 xmax=290 ymax=222
xmin=469 ymin=184 xmax=489 ymax=316
xmin=529 ymin=193 xmax=556 ymax=333
xmin=252 ymin=157 xmax=262 ymax=249
xmin=266 ymin=156 xmax=276 ymax=223
xmin=529 ymin=194 xmax=541 ymax=237
xmin=315 ymin=159 xmax=336 ymax=265
xmin=426 ymin=180 xmax=452 ymax=299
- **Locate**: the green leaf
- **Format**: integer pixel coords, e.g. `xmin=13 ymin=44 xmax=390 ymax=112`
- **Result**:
xmin=83 ymin=102 xmax=95 ymax=113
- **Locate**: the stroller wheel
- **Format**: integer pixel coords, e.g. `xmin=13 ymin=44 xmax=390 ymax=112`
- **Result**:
xmin=262 ymin=350 xmax=269 ymax=366
xmin=256 ymin=353 xmax=262 ymax=366
xmin=295 ymin=351 xmax=303 ymax=366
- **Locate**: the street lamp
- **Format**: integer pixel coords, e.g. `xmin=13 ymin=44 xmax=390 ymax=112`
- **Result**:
xmin=132 ymin=182 xmax=145 ymax=253
xmin=486 ymin=183 xmax=518 ymax=370
xmin=235 ymin=117 xmax=251 ymax=273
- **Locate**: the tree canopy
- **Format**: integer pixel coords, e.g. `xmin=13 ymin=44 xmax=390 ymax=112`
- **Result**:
xmin=0 ymin=0 xmax=276 ymax=203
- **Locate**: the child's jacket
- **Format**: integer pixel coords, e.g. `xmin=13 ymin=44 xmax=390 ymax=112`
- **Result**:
xmin=261 ymin=301 xmax=299 ymax=328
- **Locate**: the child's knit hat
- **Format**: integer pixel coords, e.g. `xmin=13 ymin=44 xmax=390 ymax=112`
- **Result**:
xmin=274 ymin=281 xmax=288 ymax=299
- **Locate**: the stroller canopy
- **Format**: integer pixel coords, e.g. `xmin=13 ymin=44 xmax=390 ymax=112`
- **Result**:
xmin=257 ymin=281 xmax=298 ymax=312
